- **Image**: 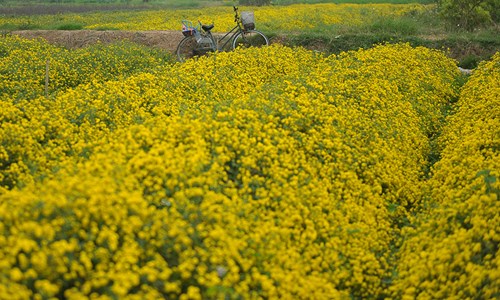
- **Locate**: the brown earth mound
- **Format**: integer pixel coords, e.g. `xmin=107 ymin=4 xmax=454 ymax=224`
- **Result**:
xmin=11 ymin=30 xmax=183 ymax=52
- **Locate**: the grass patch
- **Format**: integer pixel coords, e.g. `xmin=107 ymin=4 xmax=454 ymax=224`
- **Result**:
xmin=0 ymin=24 xmax=20 ymax=31
xmin=366 ymin=17 xmax=420 ymax=36
xmin=459 ymin=55 xmax=482 ymax=70
xmin=17 ymin=23 xmax=41 ymax=30
xmin=56 ymin=23 xmax=84 ymax=30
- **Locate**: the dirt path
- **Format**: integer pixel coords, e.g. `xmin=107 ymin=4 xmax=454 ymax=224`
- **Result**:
xmin=11 ymin=30 xmax=184 ymax=52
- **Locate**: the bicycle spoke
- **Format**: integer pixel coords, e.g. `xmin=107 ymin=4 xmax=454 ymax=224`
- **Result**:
xmin=176 ymin=36 xmax=198 ymax=62
xmin=233 ymin=30 xmax=269 ymax=50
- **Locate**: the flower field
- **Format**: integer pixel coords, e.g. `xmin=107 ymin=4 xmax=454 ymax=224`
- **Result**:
xmin=0 ymin=3 xmax=427 ymax=32
xmin=0 ymin=34 xmax=499 ymax=299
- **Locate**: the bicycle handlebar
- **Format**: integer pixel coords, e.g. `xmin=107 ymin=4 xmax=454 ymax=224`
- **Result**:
xmin=233 ymin=6 xmax=240 ymax=23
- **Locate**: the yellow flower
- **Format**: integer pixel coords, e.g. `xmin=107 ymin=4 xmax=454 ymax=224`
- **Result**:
xmin=3 ymin=31 xmax=493 ymax=299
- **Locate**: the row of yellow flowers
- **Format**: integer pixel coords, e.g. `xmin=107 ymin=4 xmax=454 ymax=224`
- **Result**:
xmin=0 ymin=3 xmax=428 ymax=32
xmin=0 ymin=35 xmax=171 ymax=101
xmin=392 ymin=53 xmax=500 ymax=299
xmin=1 ymin=35 xmax=498 ymax=298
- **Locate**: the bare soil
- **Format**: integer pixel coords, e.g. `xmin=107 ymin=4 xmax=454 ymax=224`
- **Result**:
xmin=11 ymin=30 xmax=184 ymax=52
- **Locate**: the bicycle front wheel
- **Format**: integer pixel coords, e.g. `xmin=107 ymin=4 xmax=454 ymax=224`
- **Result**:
xmin=232 ymin=30 xmax=269 ymax=50
xmin=176 ymin=36 xmax=198 ymax=62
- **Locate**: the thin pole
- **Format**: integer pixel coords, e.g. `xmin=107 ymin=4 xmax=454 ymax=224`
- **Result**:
xmin=45 ymin=59 xmax=49 ymax=97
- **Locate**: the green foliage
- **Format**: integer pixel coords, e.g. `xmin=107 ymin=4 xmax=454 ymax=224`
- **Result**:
xmin=459 ymin=54 xmax=482 ymax=68
xmin=366 ymin=17 xmax=420 ymax=36
xmin=271 ymin=0 xmax=435 ymax=3
xmin=437 ymin=0 xmax=497 ymax=30
xmin=17 ymin=22 xmax=40 ymax=30
xmin=239 ymin=0 xmax=272 ymax=5
xmin=56 ymin=23 xmax=84 ymax=30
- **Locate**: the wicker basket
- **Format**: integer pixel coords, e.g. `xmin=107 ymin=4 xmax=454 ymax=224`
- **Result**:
xmin=241 ymin=11 xmax=255 ymax=30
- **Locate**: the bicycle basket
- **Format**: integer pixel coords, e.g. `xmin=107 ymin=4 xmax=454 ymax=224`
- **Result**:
xmin=181 ymin=20 xmax=199 ymax=37
xmin=241 ymin=11 xmax=255 ymax=30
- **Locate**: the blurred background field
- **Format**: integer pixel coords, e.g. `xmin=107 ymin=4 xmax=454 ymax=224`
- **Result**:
xmin=1 ymin=0 xmax=499 ymax=68
xmin=0 ymin=0 xmax=436 ymax=12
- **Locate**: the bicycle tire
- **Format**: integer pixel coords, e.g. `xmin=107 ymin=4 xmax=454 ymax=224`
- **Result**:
xmin=176 ymin=36 xmax=198 ymax=62
xmin=232 ymin=30 xmax=269 ymax=51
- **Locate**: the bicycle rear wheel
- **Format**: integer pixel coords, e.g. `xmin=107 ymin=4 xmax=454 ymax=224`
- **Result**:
xmin=232 ymin=30 xmax=269 ymax=50
xmin=176 ymin=36 xmax=198 ymax=62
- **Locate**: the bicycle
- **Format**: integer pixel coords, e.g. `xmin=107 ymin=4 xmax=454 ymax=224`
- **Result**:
xmin=176 ymin=6 xmax=269 ymax=62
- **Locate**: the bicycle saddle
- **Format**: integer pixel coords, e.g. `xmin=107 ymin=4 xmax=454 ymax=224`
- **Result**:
xmin=202 ymin=24 xmax=214 ymax=32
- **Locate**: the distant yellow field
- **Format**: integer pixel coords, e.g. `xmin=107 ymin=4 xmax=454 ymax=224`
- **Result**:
xmin=0 ymin=3 xmax=429 ymax=31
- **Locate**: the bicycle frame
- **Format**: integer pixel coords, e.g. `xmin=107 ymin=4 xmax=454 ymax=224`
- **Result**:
xmin=199 ymin=6 xmax=246 ymax=52
xmin=209 ymin=24 xmax=243 ymax=51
